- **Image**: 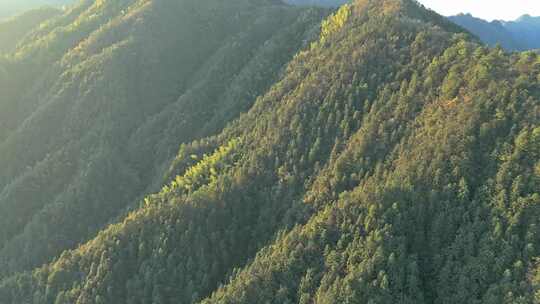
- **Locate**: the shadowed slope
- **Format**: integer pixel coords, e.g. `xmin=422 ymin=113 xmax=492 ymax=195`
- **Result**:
xmin=0 ymin=0 xmax=327 ymax=279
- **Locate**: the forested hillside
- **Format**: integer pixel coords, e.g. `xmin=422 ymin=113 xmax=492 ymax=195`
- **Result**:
xmin=0 ymin=0 xmax=539 ymax=303
xmin=0 ymin=0 xmax=327 ymax=279
xmin=0 ymin=7 xmax=61 ymax=53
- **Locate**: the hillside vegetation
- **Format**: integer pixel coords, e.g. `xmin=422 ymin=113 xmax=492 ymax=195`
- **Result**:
xmin=0 ymin=0 xmax=539 ymax=303
xmin=0 ymin=7 xmax=61 ymax=54
xmin=0 ymin=0 xmax=327 ymax=279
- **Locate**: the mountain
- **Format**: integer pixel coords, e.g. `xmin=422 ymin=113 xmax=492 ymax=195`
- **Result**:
xmin=0 ymin=7 xmax=61 ymax=53
xmin=0 ymin=0 xmax=72 ymax=19
xmin=0 ymin=0 xmax=327 ymax=279
xmin=0 ymin=0 xmax=539 ymax=303
xmin=503 ymin=15 xmax=540 ymax=50
xmin=450 ymin=13 xmax=540 ymax=51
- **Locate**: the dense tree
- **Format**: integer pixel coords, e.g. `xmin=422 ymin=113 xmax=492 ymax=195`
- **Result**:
xmin=0 ymin=6 xmax=61 ymax=54
xmin=0 ymin=0 xmax=328 ymax=278
xmin=0 ymin=0 xmax=538 ymax=303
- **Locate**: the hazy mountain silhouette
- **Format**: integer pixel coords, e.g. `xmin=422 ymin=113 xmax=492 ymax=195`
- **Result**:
xmin=450 ymin=13 xmax=540 ymax=50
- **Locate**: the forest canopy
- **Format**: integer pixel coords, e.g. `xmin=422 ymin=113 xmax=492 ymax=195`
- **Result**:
xmin=0 ymin=0 xmax=538 ymax=303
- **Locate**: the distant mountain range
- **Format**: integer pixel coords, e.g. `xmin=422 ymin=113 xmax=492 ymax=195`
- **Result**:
xmin=449 ymin=13 xmax=540 ymax=51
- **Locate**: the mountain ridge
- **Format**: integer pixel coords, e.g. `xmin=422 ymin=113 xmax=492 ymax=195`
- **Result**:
xmin=450 ymin=13 xmax=540 ymax=51
xmin=0 ymin=0 xmax=538 ymax=303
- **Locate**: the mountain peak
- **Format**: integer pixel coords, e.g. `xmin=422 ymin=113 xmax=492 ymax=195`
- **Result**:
xmin=516 ymin=14 xmax=540 ymax=23
xmin=517 ymin=14 xmax=532 ymax=21
xmin=348 ymin=0 xmax=464 ymax=35
xmin=318 ymin=0 xmax=412 ymax=43
xmin=351 ymin=0 xmax=407 ymax=16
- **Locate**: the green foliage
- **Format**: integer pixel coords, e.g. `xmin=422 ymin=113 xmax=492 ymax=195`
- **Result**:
xmin=162 ymin=138 xmax=241 ymax=195
xmin=0 ymin=0 xmax=327 ymax=279
xmin=0 ymin=1 xmax=538 ymax=304
xmin=319 ymin=3 xmax=351 ymax=44
xmin=0 ymin=7 xmax=61 ymax=54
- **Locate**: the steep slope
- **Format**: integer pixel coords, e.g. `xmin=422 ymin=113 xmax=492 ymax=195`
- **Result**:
xmin=204 ymin=2 xmax=540 ymax=303
xmin=0 ymin=0 xmax=327 ymax=278
xmin=202 ymin=3 xmax=540 ymax=301
xmin=202 ymin=5 xmax=540 ymax=303
xmin=0 ymin=7 xmax=61 ymax=54
xmin=2 ymin=0 xmax=537 ymax=303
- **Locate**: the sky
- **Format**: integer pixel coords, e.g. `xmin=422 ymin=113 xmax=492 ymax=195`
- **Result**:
xmin=417 ymin=0 xmax=540 ymax=21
